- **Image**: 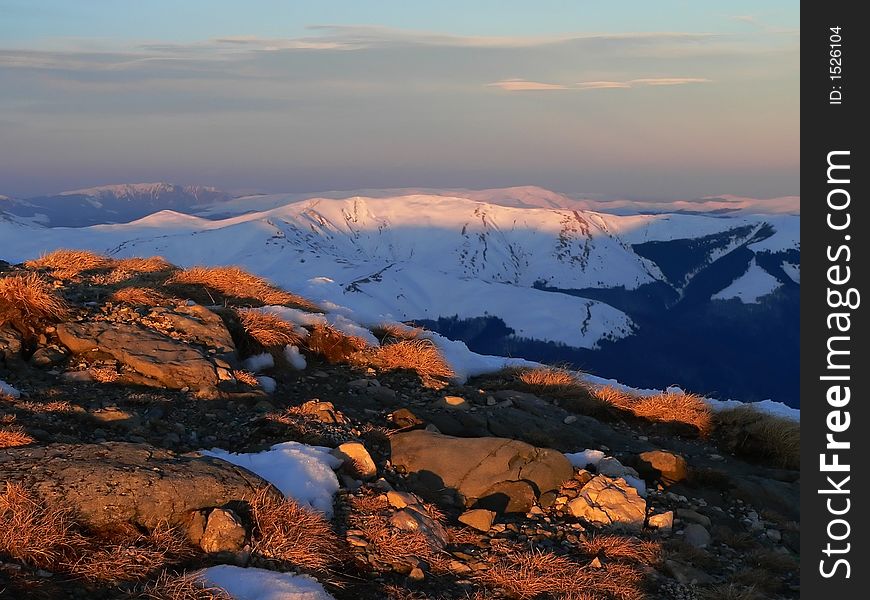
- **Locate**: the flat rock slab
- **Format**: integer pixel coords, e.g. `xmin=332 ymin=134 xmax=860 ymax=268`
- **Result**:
xmin=390 ymin=430 xmax=573 ymax=512
xmin=0 ymin=442 xmax=276 ymax=530
xmin=57 ymin=321 xmax=219 ymax=393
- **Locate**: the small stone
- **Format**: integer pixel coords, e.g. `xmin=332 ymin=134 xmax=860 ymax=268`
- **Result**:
xmin=563 ymin=415 xmax=578 ymax=424
xmin=347 ymin=535 xmax=368 ymax=547
xmin=458 ymin=509 xmax=496 ymax=532
xmin=766 ymin=528 xmax=782 ymax=542
xmin=200 ymin=508 xmax=247 ymax=553
xmin=437 ymin=396 xmax=469 ymax=411
xmin=648 ymin=511 xmax=674 ymax=532
xmin=683 ymin=523 xmax=711 ymax=548
xmin=637 ymin=450 xmax=688 ymax=485
xmin=589 ymin=557 xmax=603 ymax=569
xmin=676 ymin=508 xmax=711 ymax=528
xmin=408 ymin=567 xmax=425 ymax=581
xmin=332 ymin=442 xmax=377 ymax=480
xmin=386 ymin=490 xmax=417 ymax=509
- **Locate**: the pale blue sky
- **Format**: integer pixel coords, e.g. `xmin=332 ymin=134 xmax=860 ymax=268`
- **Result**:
xmin=0 ymin=1 xmax=799 ymax=198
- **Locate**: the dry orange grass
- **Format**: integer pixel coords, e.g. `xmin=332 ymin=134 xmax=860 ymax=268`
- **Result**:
xmin=0 ymin=272 xmax=70 ymax=337
xmin=505 ymin=366 xmax=609 ymax=416
xmin=365 ymin=339 xmax=454 ymax=380
xmin=713 ymin=406 xmax=800 ymax=469
xmin=370 ymin=322 xmax=425 ymax=342
xmin=248 ymin=487 xmax=342 ymax=572
xmin=588 ymin=385 xmax=712 ymax=436
xmin=26 ymin=249 xmax=114 ymax=279
xmin=305 ymin=323 xmax=369 ymax=364
xmin=629 ymin=392 xmax=712 ymax=436
xmin=0 ymin=482 xmax=89 ymax=569
xmin=237 ymin=309 xmax=303 ymax=349
xmin=475 ymin=549 xmax=645 ymax=600
xmin=115 ymin=256 xmax=176 ymax=274
xmin=89 ymin=365 xmax=121 ymax=383
xmin=137 ymin=572 xmax=234 ymax=600
xmin=110 ymin=286 xmax=171 ymax=306
xmin=67 ymin=523 xmax=192 ymax=582
xmin=167 ymin=266 xmax=320 ymax=310
xmin=346 ymin=492 xmax=450 ymax=574
xmin=579 ymin=534 xmax=662 ymax=566
xmin=0 ymin=420 xmax=35 ymax=448
xmin=232 ymin=370 xmax=260 ymax=387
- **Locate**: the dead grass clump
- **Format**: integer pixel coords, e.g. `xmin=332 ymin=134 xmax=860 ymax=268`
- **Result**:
xmin=248 ymin=488 xmax=341 ymax=572
xmin=370 ymin=322 xmax=425 ymax=343
xmin=115 ymin=256 xmax=176 ymax=274
xmin=498 ymin=367 xmax=610 ymax=417
xmin=237 ymin=309 xmax=303 ymax=350
xmin=306 ymin=323 xmax=369 ymax=364
xmin=111 ymin=286 xmax=171 ymax=306
xmin=0 ymin=482 xmax=89 ymax=569
xmin=0 ymin=420 xmax=35 ymax=448
xmin=0 ymin=272 xmax=70 ymax=337
xmin=713 ymin=406 xmax=800 ymax=469
xmin=89 ymin=365 xmax=121 ymax=383
xmin=167 ymin=266 xmax=319 ymax=311
xmin=26 ymin=249 xmax=115 ymax=279
xmin=629 ymin=392 xmax=712 ymax=435
xmin=475 ymin=550 xmax=645 ymax=600
xmin=137 ymin=571 xmax=233 ymax=600
xmin=365 ymin=339 xmax=454 ymax=380
xmin=579 ymin=534 xmax=662 ymax=566
xmin=232 ymin=370 xmax=260 ymax=387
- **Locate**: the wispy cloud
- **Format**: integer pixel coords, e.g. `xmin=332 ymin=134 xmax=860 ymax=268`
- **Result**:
xmin=490 ymin=77 xmax=711 ymax=92
xmin=488 ymin=78 xmax=569 ymax=91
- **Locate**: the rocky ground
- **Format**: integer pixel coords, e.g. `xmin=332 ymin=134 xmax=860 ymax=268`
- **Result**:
xmin=0 ymin=255 xmax=799 ymax=600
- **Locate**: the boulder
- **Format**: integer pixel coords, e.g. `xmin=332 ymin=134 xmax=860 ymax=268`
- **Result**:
xmin=56 ymin=321 xmax=219 ymax=395
xmin=0 ymin=442 xmax=276 ymax=530
xmin=158 ymin=304 xmax=235 ymax=353
xmin=648 ymin=511 xmax=674 ymax=532
xmin=637 ymin=450 xmax=688 ymax=485
xmin=566 ymin=475 xmax=647 ymax=531
xmin=390 ymin=430 xmax=573 ymax=513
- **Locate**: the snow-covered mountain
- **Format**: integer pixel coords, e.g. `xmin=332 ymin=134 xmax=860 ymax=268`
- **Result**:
xmin=0 ymin=183 xmax=232 ymax=227
xmin=0 ymin=187 xmax=799 ymax=405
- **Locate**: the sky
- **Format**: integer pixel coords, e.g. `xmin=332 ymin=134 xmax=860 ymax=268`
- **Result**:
xmin=0 ymin=1 xmax=799 ymax=199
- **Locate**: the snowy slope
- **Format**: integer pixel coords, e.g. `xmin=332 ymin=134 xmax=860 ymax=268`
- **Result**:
xmin=712 ymin=259 xmax=782 ymax=303
xmin=0 ymin=191 xmax=798 ymax=347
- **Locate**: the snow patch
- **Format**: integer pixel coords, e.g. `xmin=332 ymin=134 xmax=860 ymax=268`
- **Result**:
xmin=284 ymin=345 xmax=307 ymax=370
xmin=782 ymin=262 xmax=800 ymax=283
xmin=243 ymin=353 xmax=275 ymax=373
xmin=565 ymin=449 xmax=606 ymax=470
xmin=256 ymin=376 xmax=277 ymax=393
xmin=712 ymin=259 xmax=781 ymax=303
xmin=201 ymin=442 xmax=342 ymax=516
xmin=0 ymin=379 xmax=21 ymax=398
xmin=202 ymin=565 xmax=335 ymax=600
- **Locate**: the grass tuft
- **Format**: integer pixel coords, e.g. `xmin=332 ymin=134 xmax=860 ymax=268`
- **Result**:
xmin=166 ymin=266 xmax=319 ymax=310
xmin=26 ymin=250 xmax=115 ymax=280
xmin=135 ymin=571 xmax=233 ymax=600
xmin=237 ymin=309 xmax=304 ymax=350
xmin=0 ymin=272 xmax=70 ymax=338
xmin=364 ymin=339 xmax=454 ymax=381
xmin=248 ymin=487 xmax=342 ymax=572
xmin=713 ymin=406 xmax=800 ymax=469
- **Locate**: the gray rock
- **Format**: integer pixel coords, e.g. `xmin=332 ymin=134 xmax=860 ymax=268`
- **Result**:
xmin=683 ymin=523 xmax=712 ymax=548
xmin=57 ymin=321 xmax=220 ymax=396
xmin=390 ymin=430 xmax=572 ymax=513
xmin=0 ymin=442 xmax=276 ymax=530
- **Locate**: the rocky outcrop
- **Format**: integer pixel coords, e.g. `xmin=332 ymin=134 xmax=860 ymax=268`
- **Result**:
xmin=0 ymin=442 xmax=276 ymax=530
xmin=0 ymin=326 xmax=22 ymax=361
xmin=566 ymin=475 xmax=647 ymax=531
xmin=390 ymin=430 xmax=573 ymax=513
xmin=56 ymin=321 xmax=220 ymax=395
